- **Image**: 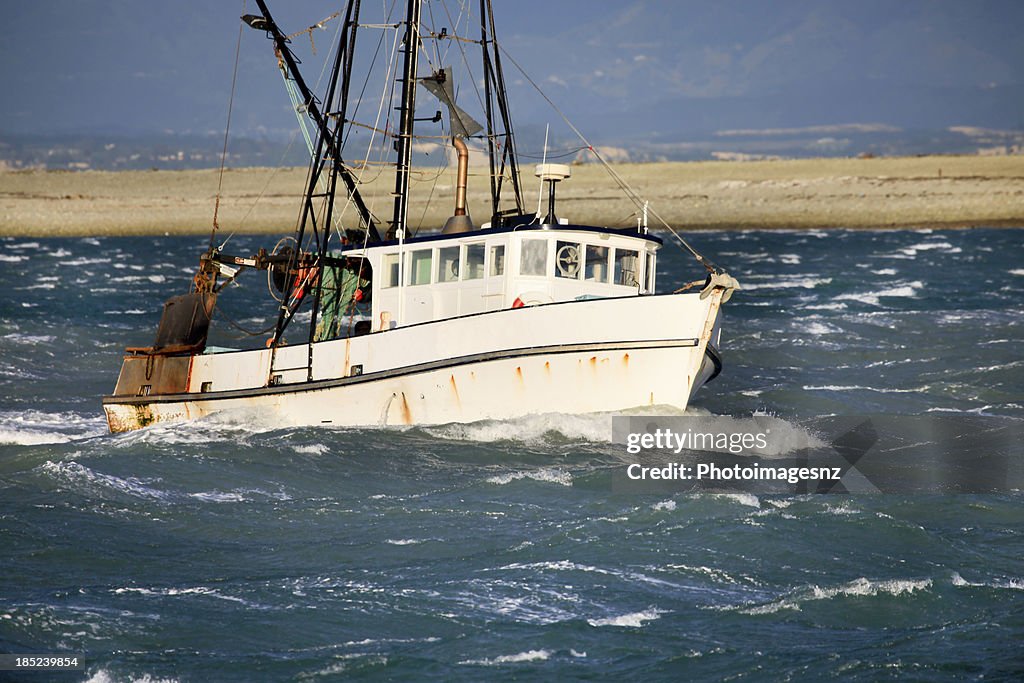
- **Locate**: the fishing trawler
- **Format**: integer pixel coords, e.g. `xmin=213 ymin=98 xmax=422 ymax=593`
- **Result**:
xmin=102 ymin=0 xmax=739 ymax=432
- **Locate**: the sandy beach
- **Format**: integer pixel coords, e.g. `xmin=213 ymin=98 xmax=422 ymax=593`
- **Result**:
xmin=1 ymin=154 xmax=1021 ymax=237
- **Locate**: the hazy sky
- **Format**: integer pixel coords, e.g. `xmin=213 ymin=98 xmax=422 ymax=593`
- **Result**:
xmin=2 ymin=1 xmax=1022 ymax=139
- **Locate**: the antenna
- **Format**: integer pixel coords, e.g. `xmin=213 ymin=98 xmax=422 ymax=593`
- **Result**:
xmin=536 ymin=124 xmax=549 ymax=220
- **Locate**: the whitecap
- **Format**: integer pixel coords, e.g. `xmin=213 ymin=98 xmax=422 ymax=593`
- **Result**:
xmin=651 ymin=500 xmax=676 ymax=511
xmin=459 ymin=649 xmax=552 ymax=665
xmin=741 ymin=277 xmax=832 ymax=291
xmin=40 ymin=461 xmax=172 ymax=502
xmin=486 ymin=468 xmax=572 ymax=487
xmin=84 ymin=671 xmax=180 ymax=683
xmin=587 ymin=608 xmax=664 ymax=628
xmin=293 ymin=443 xmax=328 ymax=456
xmin=732 ymin=577 xmax=932 ymax=615
xmin=710 ymin=492 xmax=760 ymax=508
xmin=427 ymin=411 xmax=610 ymax=443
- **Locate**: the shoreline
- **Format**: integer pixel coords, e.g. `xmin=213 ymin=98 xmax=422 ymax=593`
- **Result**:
xmin=2 ymin=154 xmax=1022 ymax=237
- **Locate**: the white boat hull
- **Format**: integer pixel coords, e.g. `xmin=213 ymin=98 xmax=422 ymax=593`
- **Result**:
xmin=104 ymin=290 xmax=724 ymax=432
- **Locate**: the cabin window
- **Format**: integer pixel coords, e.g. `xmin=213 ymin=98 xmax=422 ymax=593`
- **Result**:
xmin=646 ymin=252 xmax=656 ymax=292
xmin=585 ymin=245 xmax=610 ymax=283
xmin=410 ymin=249 xmax=432 ymax=286
xmin=381 ymin=253 xmax=400 ymax=288
xmin=614 ymin=248 xmax=640 ymax=287
xmin=555 ymin=241 xmax=582 ymax=279
xmin=438 ymin=246 xmax=460 ymax=283
xmin=489 ymin=245 xmax=505 ymax=276
xmin=464 ymin=243 xmax=485 ymax=280
xmin=520 ymin=239 xmax=548 ymax=276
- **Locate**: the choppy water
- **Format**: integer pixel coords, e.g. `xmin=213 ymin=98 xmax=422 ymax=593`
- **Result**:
xmin=1 ymin=228 xmax=1022 ymax=681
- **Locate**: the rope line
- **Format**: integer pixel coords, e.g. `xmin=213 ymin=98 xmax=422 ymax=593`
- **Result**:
xmin=209 ymin=0 xmax=247 ymax=251
xmin=496 ymin=42 xmax=721 ymax=273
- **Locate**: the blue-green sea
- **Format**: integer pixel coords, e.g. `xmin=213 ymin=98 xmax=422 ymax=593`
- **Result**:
xmin=1 ymin=228 xmax=1022 ymax=681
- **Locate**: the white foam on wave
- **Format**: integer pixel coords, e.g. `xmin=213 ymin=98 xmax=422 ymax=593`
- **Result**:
xmin=803 ymin=384 xmax=915 ymax=394
xmin=426 ymin=411 xmax=612 ymax=443
xmin=734 ymin=577 xmax=932 ymax=615
xmin=804 ymin=302 xmax=847 ymax=311
xmin=40 ymin=461 xmax=172 ymax=501
xmin=486 ymin=468 xmax=573 ymax=487
xmin=709 ymin=492 xmax=761 ymax=508
xmin=835 ymin=280 xmax=922 ymax=306
xmin=384 ymin=538 xmax=426 ymax=545
xmin=898 ymin=241 xmax=961 ymax=257
xmin=459 ymin=649 xmax=552 ymax=665
xmin=804 ymin=322 xmax=840 ymax=335
xmin=1009 ymin=269 xmax=1024 ymax=276
xmin=0 ymin=410 xmax=108 ymax=445
xmin=111 ymin=585 xmax=256 ymax=607
xmin=951 ymin=572 xmax=1024 ymax=590
xmin=741 ymin=276 xmax=832 ymax=291
xmin=85 ymin=671 xmax=179 ymax=683
xmin=0 ymin=254 xmax=26 ymax=263
xmin=651 ymin=500 xmax=676 ymax=511
xmin=587 ymin=608 xmax=664 ymax=628
xmin=293 ymin=443 xmax=328 ymax=456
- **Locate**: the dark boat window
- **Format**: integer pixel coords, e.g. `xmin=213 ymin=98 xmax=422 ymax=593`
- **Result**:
xmin=555 ymin=241 xmax=582 ymax=279
xmin=586 ymin=245 xmax=610 ymax=283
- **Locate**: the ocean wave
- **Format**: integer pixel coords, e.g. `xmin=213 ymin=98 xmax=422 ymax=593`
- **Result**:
xmin=707 ymin=492 xmax=761 ymax=508
xmin=111 ymin=585 xmax=260 ymax=607
xmin=426 ymin=411 xmax=612 ymax=443
xmin=0 ymin=410 xmax=108 ymax=445
xmin=741 ymin=276 xmax=832 ymax=291
xmin=293 ymin=443 xmax=329 ymax=456
xmin=951 ymin=572 xmax=1024 ymax=590
xmin=85 ymin=670 xmax=179 ymax=683
xmin=40 ymin=461 xmax=173 ymax=502
xmin=730 ymin=577 xmax=932 ymax=615
xmin=459 ymin=649 xmax=552 ymax=665
xmin=486 ymin=468 xmax=573 ymax=487
xmin=835 ymin=280 xmax=922 ymax=306
xmin=587 ymin=608 xmax=664 ymax=628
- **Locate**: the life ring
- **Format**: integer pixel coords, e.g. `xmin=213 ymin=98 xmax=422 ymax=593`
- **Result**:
xmin=512 ymin=291 xmax=554 ymax=308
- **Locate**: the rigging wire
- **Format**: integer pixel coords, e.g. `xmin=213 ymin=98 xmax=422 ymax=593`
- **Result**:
xmin=495 ymin=42 xmax=722 ymax=273
xmin=208 ymin=0 xmax=247 ymax=253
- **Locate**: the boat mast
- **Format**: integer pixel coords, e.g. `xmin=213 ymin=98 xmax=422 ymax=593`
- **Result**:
xmin=388 ymin=0 xmax=423 ymax=240
xmin=250 ymin=0 xmax=380 ymax=243
xmin=479 ymin=0 xmax=524 ymax=224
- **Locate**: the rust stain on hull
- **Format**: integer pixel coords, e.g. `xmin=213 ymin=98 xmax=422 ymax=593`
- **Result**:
xmin=449 ymin=374 xmax=462 ymax=410
xmin=400 ymin=392 xmax=413 ymax=424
